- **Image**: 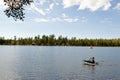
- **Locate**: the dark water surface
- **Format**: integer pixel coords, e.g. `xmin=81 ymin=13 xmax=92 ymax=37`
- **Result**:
xmin=0 ymin=46 xmax=120 ymax=80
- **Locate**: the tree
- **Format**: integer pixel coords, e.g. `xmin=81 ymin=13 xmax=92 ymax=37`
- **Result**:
xmin=48 ymin=34 xmax=55 ymax=46
xmin=0 ymin=37 xmax=5 ymax=45
xmin=4 ymin=0 xmax=33 ymax=21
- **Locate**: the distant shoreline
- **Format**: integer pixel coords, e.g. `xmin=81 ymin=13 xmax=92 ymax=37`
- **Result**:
xmin=0 ymin=45 xmax=120 ymax=47
xmin=0 ymin=35 xmax=120 ymax=46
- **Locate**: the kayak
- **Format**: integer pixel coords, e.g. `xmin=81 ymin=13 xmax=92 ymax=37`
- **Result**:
xmin=83 ymin=60 xmax=98 ymax=66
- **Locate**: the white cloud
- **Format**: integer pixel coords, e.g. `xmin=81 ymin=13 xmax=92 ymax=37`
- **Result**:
xmin=34 ymin=17 xmax=62 ymax=22
xmin=113 ymin=3 xmax=120 ymax=10
xmin=51 ymin=17 xmax=62 ymax=22
xmin=34 ymin=18 xmax=49 ymax=22
xmin=30 ymin=3 xmax=45 ymax=15
xmin=34 ymin=12 xmax=80 ymax=23
xmin=50 ymin=3 xmax=54 ymax=10
xmin=63 ymin=0 xmax=111 ymax=11
xmin=34 ymin=17 xmax=79 ymax=23
xmin=39 ymin=0 xmax=46 ymax=5
xmin=63 ymin=18 xmax=79 ymax=22
xmin=62 ymin=13 xmax=67 ymax=18
xmin=63 ymin=0 xmax=80 ymax=8
xmin=62 ymin=13 xmax=79 ymax=22
xmin=45 ymin=3 xmax=54 ymax=12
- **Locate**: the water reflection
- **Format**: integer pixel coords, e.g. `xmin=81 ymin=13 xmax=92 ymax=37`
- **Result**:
xmin=0 ymin=46 xmax=120 ymax=80
xmin=15 ymin=46 xmax=62 ymax=80
xmin=83 ymin=65 xmax=95 ymax=73
xmin=0 ymin=46 xmax=21 ymax=80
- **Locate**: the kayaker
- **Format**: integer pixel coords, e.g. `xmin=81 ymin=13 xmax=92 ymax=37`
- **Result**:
xmin=84 ymin=57 xmax=95 ymax=63
xmin=89 ymin=57 xmax=95 ymax=63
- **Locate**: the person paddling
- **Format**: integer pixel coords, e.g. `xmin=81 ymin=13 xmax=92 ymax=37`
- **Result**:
xmin=84 ymin=57 xmax=95 ymax=63
xmin=89 ymin=57 xmax=95 ymax=63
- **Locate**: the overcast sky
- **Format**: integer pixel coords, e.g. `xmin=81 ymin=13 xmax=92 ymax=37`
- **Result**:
xmin=0 ymin=0 xmax=120 ymax=39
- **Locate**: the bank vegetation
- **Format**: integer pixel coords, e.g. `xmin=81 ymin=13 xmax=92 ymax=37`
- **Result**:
xmin=0 ymin=35 xmax=120 ymax=46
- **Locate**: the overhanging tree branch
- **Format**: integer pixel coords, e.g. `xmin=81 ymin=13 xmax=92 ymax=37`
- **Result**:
xmin=4 ymin=0 xmax=33 ymax=21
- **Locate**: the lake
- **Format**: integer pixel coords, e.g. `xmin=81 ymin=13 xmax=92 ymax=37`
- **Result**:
xmin=0 ymin=46 xmax=120 ymax=80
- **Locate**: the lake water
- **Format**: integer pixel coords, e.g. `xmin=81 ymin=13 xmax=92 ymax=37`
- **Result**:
xmin=0 ymin=46 xmax=120 ymax=80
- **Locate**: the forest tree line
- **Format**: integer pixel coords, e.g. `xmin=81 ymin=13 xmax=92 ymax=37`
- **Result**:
xmin=0 ymin=35 xmax=120 ymax=46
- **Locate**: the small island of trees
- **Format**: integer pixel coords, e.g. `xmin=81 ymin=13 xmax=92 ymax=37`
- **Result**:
xmin=0 ymin=35 xmax=120 ymax=46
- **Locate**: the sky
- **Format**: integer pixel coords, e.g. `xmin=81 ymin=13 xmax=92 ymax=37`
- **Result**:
xmin=0 ymin=0 xmax=120 ymax=39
